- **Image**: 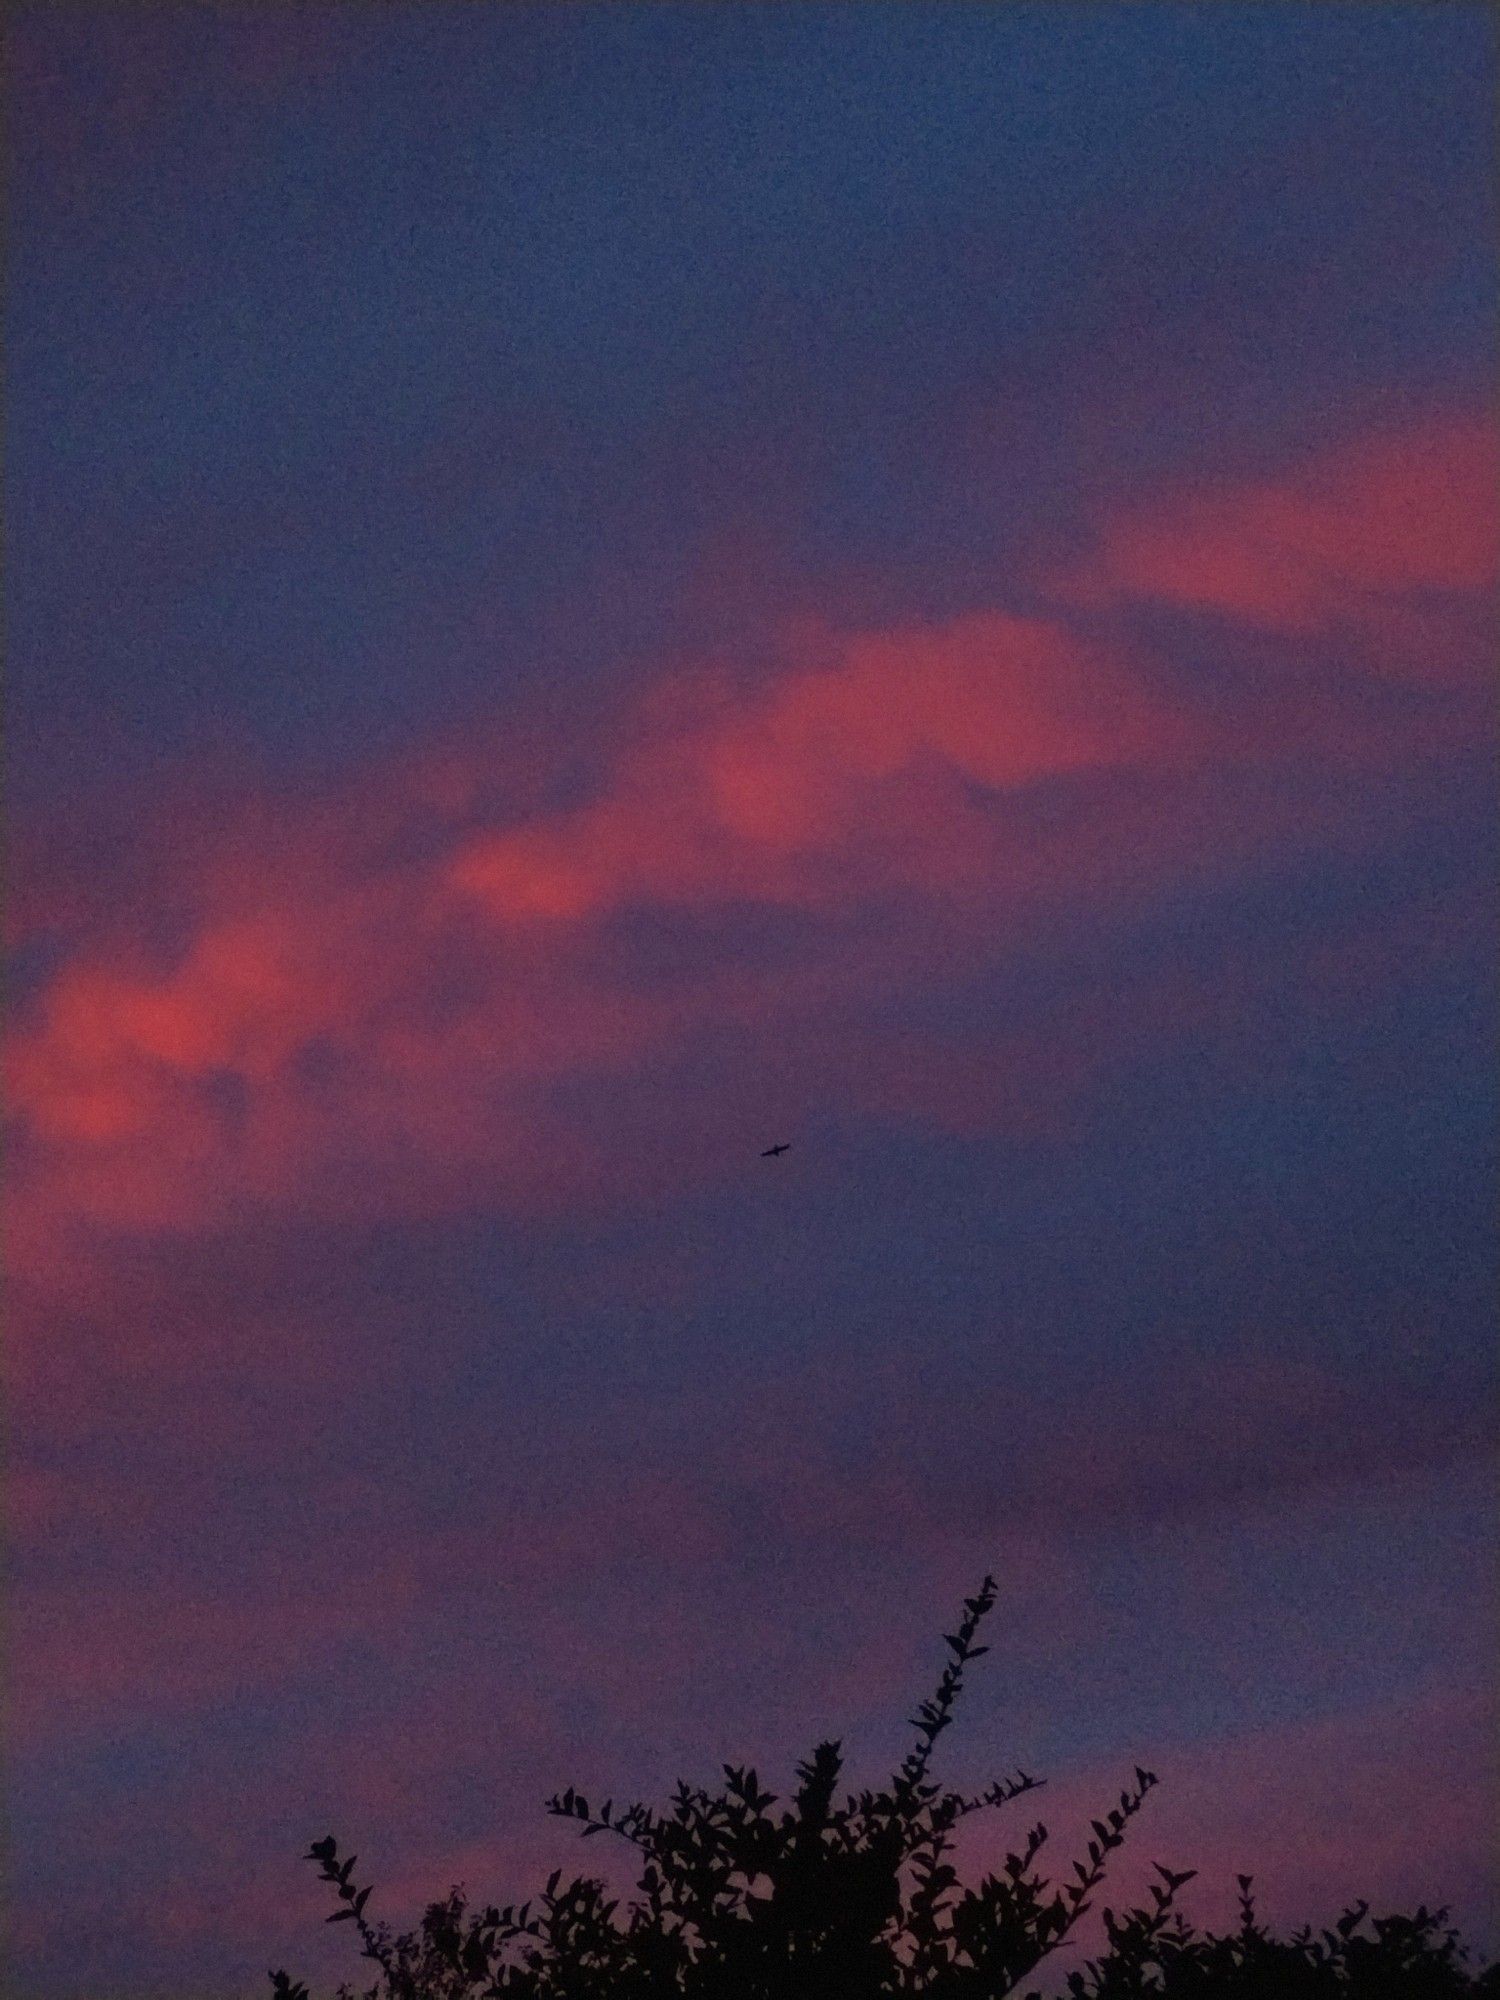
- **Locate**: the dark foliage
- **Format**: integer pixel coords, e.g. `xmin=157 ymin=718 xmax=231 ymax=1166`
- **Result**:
xmin=271 ymin=1577 xmax=1496 ymax=1999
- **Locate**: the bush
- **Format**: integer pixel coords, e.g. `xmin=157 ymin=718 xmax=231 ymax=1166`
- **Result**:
xmin=271 ymin=1576 xmax=1495 ymax=1999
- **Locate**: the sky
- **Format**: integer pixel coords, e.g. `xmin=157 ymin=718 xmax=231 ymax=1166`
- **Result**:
xmin=4 ymin=5 xmax=1496 ymax=1995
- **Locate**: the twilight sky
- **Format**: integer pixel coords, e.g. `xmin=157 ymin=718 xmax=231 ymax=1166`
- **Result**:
xmin=5 ymin=7 xmax=1496 ymax=1996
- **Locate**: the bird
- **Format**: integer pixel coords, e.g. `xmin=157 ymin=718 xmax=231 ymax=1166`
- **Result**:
xmin=760 ymin=1142 xmax=791 ymax=1157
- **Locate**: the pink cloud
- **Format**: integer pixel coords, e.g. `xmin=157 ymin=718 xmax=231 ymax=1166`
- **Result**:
xmin=120 ymin=1617 xmax=1492 ymax=1990
xmin=987 ymin=1680 xmax=1497 ymax=1964
xmin=13 ymin=1556 xmax=422 ymax=1746
xmin=9 ymin=1350 xmax=1488 ymax=1996
xmin=5 ymin=410 xmax=1491 ymax=1487
xmin=2 ymin=608 xmax=1198 ymax=1261
xmin=451 ymin=611 xmax=1193 ymax=919
xmin=9 ymin=1322 xmax=1479 ymax=1755
xmin=1061 ymin=410 xmax=1498 ymax=671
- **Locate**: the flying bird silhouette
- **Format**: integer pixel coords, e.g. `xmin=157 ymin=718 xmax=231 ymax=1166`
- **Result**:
xmin=761 ymin=1142 xmax=791 ymax=1157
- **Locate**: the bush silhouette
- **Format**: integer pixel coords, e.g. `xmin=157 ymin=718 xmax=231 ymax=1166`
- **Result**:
xmin=271 ymin=1577 xmax=1496 ymax=1999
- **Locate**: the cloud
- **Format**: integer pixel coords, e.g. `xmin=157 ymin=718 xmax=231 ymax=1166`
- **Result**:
xmin=3 ymin=408 xmax=1490 ymax=1359
xmin=10 ymin=1302 xmax=1488 ymax=1996
xmin=1060 ymin=411 xmax=1498 ymax=666
xmin=998 ymin=1681 xmax=1498 ymax=1960
xmin=450 ymin=610 xmax=1193 ymax=918
xmin=38 ymin=1505 xmax=1484 ymax=1994
xmin=3 ymin=611 xmax=1194 ymax=1254
xmin=10 ymin=1302 xmax=1482 ymax=1749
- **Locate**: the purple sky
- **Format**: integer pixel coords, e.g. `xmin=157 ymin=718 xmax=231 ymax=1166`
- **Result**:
xmin=6 ymin=7 xmax=1497 ymax=1996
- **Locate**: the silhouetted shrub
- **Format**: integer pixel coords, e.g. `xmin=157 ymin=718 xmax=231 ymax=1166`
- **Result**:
xmin=271 ymin=1576 xmax=1496 ymax=1999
